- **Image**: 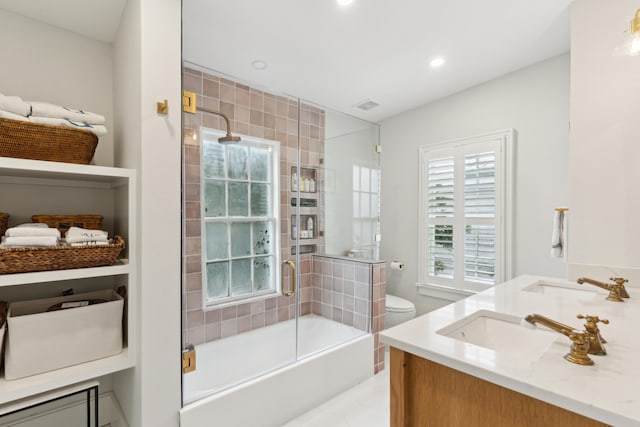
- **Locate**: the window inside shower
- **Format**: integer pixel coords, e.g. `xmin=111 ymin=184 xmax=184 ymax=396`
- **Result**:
xmin=200 ymin=129 xmax=281 ymax=307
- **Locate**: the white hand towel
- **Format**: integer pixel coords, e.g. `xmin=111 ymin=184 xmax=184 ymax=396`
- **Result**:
xmin=5 ymin=225 xmax=60 ymax=238
xmin=0 ymin=94 xmax=31 ymax=117
xmin=1 ymin=235 xmax=59 ymax=247
xmin=29 ymin=102 xmax=105 ymax=125
xmin=16 ymin=223 xmax=48 ymax=228
xmin=65 ymin=227 xmax=108 ymax=243
xmin=550 ymin=210 xmax=566 ymax=258
xmin=0 ymin=110 xmax=30 ymax=121
xmin=69 ymin=241 xmax=110 ymax=247
xmin=29 ymin=116 xmax=107 ymax=137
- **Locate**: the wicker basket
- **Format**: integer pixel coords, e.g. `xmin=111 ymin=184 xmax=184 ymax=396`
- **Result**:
xmin=0 ymin=236 xmax=125 ymax=274
xmin=0 ymin=118 xmax=98 ymax=165
xmin=31 ymin=214 xmax=103 ymax=233
xmin=0 ymin=212 xmax=8 ymax=236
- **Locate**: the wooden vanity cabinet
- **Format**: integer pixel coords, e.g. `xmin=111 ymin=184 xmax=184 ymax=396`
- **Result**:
xmin=389 ymin=347 xmax=609 ymax=427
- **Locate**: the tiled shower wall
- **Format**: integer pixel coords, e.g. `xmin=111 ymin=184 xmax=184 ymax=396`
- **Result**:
xmin=182 ymin=67 xmax=325 ymax=346
xmin=312 ymin=255 xmax=386 ymax=373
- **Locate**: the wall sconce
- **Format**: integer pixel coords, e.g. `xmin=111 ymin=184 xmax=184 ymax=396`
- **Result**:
xmin=616 ymin=8 xmax=640 ymax=56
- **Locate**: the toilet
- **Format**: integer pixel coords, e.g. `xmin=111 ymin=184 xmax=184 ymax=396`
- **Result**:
xmin=384 ymin=294 xmax=416 ymax=329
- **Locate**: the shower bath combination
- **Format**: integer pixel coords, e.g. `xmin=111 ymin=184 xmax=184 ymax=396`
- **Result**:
xmin=179 ymin=67 xmax=382 ymax=426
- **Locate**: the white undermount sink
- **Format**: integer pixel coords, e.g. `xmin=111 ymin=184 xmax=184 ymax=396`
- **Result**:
xmin=436 ymin=310 xmax=560 ymax=357
xmin=521 ymin=280 xmax=598 ymax=299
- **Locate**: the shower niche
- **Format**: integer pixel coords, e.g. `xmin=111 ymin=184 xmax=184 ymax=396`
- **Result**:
xmin=291 ymin=166 xmax=317 ymax=193
xmin=291 ymin=214 xmax=317 ymax=240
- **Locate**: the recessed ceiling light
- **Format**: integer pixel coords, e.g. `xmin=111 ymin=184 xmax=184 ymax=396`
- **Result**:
xmin=251 ymin=60 xmax=268 ymax=71
xmin=337 ymin=0 xmax=353 ymax=6
xmin=429 ymin=57 xmax=445 ymax=69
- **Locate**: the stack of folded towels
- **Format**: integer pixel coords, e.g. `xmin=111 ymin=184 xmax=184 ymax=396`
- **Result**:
xmin=0 ymin=223 xmax=60 ymax=248
xmin=63 ymin=227 xmax=110 ymax=246
xmin=0 ymin=93 xmax=107 ymax=137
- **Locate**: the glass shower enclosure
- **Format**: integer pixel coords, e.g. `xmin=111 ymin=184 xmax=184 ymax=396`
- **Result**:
xmin=181 ymin=64 xmax=380 ymax=405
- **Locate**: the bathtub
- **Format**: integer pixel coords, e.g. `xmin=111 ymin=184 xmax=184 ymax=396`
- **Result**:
xmin=180 ymin=314 xmax=374 ymax=427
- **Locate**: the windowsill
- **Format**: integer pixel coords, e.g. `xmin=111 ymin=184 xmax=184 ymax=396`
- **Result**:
xmin=415 ymin=283 xmax=477 ymax=302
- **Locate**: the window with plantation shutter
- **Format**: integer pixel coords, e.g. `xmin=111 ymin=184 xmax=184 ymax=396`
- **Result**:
xmin=419 ymin=130 xmax=513 ymax=292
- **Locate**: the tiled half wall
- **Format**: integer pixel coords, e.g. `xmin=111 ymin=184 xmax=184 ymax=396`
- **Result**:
xmin=312 ymin=255 xmax=386 ymax=373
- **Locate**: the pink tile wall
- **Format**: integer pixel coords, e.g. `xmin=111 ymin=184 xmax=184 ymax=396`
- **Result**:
xmin=182 ymin=67 xmax=325 ymax=346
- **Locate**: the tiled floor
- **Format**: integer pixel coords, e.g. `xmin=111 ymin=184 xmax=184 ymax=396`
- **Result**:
xmin=283 ymin=355 xmax=390 ymax=427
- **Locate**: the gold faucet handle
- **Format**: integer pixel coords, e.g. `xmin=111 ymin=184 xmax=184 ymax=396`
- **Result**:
xmin=577 ymin=314 xmax=609 ymax=328
xmin=610 ymin=277 xmax=630 ymax=298
xmin=577 ymin=314 xmax=609 ymax=345
xmin=610 ymin=277 xmax=629 ymax=285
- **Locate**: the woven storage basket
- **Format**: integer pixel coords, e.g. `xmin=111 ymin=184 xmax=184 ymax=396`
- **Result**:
xmin=0 ymin=118 xmax=98 ymax=165
xmin=0 ymin=236 xmax=124 ymax=274
xmin=31 ymin=214 xmax=103 ymax=233
xmin=0 ymin=212 xmax=8 ymax=236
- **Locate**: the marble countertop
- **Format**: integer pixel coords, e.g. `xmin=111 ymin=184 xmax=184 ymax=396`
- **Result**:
xmin=379 ymin=275 xmax=640 ymax=426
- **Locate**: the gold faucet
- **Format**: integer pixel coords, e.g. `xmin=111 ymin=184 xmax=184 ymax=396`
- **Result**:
xmin=525 ymin=314 xmax=594 ymax=365
xmin=577 ymin=314 xmax=609 ymax=355
xmin=576 ymin=277 xmax=630 ymax=302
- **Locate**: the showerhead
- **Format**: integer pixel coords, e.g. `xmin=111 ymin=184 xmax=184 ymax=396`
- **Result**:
xmin=218 ymin=133 xmax=241 ymax=144
xmin=182 ymin=93 xmax=242 ymax=144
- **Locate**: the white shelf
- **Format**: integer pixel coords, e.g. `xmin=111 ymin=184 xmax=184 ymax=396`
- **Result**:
xmin=0 ymin=261 xmax=130 ymax=287
xmin=0 ymin=156 xmax=133 ymax=182
xmin=0 ymin=156 xmax=137 ymax=408
xmin=0 ymin=348 xmax=133 ymax=406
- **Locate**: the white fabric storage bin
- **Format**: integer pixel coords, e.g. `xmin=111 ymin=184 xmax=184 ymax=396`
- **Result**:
xmin=5 ymin=289 xmax=124 ymax=380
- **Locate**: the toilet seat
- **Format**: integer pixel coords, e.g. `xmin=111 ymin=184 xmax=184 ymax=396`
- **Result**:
xmin=385 ymin=294 xmax=415 ymax=313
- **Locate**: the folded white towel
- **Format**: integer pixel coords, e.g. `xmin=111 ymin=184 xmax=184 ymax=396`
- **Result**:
xmin=0 ymin=94 xmax=31 ymax=117
xmin=29 ymin=116 xmax=107 ymax=137
xmin=69 ymin=241 xmax=110 ymax=247
xmin=29 ymin=102 xmax=105 ymax=125
xmin=16 ymin=223 xmax=48 ymax=228
xmin=65 ymin=227 xmax=108 ymax=243
xmin=5 ymin=225 xmax=60 ymax=238
xmin=550 ymin=210 xmax=567 ymax=258
xmin=1 ymin=235 xmax=59 ymax=247
xmin=0 ymin=110 xmax=30 ymax=121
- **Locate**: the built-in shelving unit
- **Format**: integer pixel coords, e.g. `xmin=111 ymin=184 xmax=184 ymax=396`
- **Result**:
xmin=0 ymin=156 xmax=136 ymax=406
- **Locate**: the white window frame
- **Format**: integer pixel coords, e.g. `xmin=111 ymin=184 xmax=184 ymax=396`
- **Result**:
xmin=418 ymin=129 xmax=514 ymax=293
xmin=200 ymin=128 xmax=281 ymax=309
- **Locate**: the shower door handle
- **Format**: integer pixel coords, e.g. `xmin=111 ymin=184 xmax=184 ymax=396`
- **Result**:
xmin=281 ymin=260 xmax=296 ymax=297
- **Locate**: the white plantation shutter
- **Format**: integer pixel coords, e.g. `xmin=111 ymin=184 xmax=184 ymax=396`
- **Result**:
xmin=464 ymin=152 xmax=495 ymax=218
xmin=419 ymin=130 xmax=513 ymax=291
xmin=427 ymin=157 xmax=454 ymax=218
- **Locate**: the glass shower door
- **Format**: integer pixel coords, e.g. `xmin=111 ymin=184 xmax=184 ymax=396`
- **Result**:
xmin=181 ymin=74 xmax=301 ymax=404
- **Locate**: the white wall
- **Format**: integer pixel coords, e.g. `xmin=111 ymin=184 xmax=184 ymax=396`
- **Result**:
xmin=0 ymin=9 xmax=114 ymax=167
xmin=568 ymin=0 xmax=640 ymax=279
xmin=113 ymin=0 xmax=183 ymax=426
xmin=380 ymin=54 xmax=570 ymax=314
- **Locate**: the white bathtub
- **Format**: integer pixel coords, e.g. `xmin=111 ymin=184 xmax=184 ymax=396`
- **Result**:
xmin=180 ymin=314 xmax=374 ymax=427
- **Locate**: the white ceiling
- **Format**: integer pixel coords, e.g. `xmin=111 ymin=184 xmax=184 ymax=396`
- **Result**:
xmin=0 ymin=0 xmax=126 ymax=43
xmin=0 ymin=0 xmax=572 ymax=123
xmin=184 ymin=0 xmax=572 ymax=122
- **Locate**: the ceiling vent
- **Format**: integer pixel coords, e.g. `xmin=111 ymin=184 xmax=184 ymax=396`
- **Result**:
xmin=354 ymin=99 xmax=380 ymax=111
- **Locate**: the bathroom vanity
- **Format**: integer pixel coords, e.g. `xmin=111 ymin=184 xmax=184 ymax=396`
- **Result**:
xmin=380 ymin=275 xmax=640 ymax=426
